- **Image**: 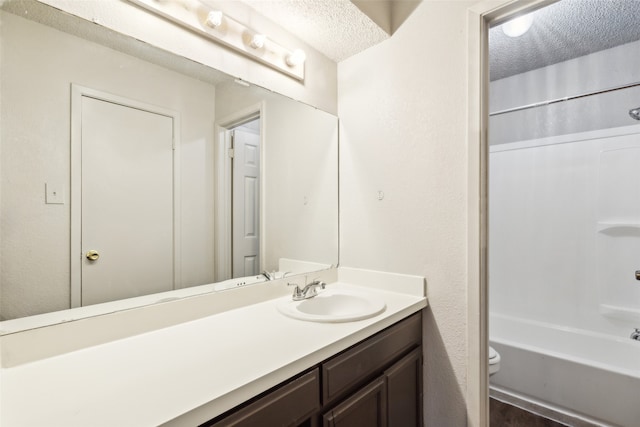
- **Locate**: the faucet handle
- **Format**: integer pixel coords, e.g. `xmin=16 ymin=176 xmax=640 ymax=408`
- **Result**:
xmin=287 ymin=282 xmax=303 ymax=297
xmin=312 ymin=279 xmax=326 ymax=289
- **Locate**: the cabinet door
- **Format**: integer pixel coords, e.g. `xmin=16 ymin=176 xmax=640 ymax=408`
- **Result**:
xmin=322 ymin=312 xmax=421 ymax=405
xmin=322 ymin=377 xmax=387 ymax=427
xmin=208 ymin=369 xmax=320 ymax=427
xmin=385 ymin=347 xmax=423 ymax=427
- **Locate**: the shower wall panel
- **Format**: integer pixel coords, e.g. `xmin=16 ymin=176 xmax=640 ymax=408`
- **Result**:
xmin=489 ymin=125 xmax=640 ymax=337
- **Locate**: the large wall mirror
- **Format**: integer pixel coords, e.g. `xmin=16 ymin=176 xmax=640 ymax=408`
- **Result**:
xmin=0 ymin=0 xmax=338 ymax=327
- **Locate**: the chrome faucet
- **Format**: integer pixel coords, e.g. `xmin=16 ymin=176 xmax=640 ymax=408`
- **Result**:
xmin=288 ymin=280 xmax=326 ymax=301
xmin=261 ymin=270 xmax=275 ymax=281
xmin=261 ymin=270 xmax=291 ymax=281
xmin=631 ymin=328 xmax=640 ymax=341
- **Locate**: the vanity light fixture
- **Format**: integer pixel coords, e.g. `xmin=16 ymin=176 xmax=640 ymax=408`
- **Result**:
xmin=178 ymin=0 xmax=200 ymax=12
xmin=285 ymin=49 xmax=306 ymax=67
xmin=205 ymin=10 xmax=223 ymax=28
xmin=249 ymin=34 xmax=267 ymax=49
xmin=127 ymin=0 xmax=305 ymax=80
xmin=502 ymin=13 xmax=534 ymax=37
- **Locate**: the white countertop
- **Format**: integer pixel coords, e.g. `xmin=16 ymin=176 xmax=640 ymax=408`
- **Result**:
xmin=0 ymin=272 xmax=426 ymax=427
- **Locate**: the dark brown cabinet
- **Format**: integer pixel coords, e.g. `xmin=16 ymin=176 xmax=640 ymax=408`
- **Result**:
xmin=323 ymin=377 xmax=387 ymax=427
xmin=203 ymin=312 xmax=423 ymax=427
xmin=385 ymin=347 xmax=423 ymax=427
xmin=322 ymin=345 xmax=423 ymax=427
xmin=204 ymin=369 xmax=320 ymax=427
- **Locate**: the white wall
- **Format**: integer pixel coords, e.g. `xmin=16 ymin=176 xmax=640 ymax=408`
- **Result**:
xmin=39 ymin=0 xmax=338 ymax=115
xmin=215 ymin=83 xmax=339 ymax=273
xmin=338 ymin=1 xmax=474 ymax=425
xmin=0 ymin=12 xmax=216 ymax=319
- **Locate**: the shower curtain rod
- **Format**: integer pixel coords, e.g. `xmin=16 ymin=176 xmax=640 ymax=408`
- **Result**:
xmin=489 ymin=80 xmax=640 ymax=116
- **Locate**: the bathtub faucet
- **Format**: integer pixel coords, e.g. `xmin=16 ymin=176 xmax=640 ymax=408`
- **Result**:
xmin=631 ymin=328 xmax=640 ymax=341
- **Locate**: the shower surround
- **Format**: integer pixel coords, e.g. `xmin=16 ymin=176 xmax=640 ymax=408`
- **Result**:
xmin=489 ymin=118 xmax=640 ymax=426
xmin=489 ymin=37 xmax=640 ymax=426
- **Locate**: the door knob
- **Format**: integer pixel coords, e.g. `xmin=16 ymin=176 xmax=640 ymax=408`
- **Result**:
xmin=636 ymin=270 xmax=640 ymax=281
xmin=86 ymin=250 xmax=100 ymax=261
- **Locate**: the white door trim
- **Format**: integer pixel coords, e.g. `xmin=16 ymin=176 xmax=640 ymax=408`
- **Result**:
xmin=70 ymin=84 xmax=182 ymax=308
xmin=467 ymin=1 xmax=553 ymax=425
xmin=214 ymin=102 xmax=264 ymax=281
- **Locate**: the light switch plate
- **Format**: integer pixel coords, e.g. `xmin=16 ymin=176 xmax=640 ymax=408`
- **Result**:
xmin=45 ymin=183 xmax=64 ymax=204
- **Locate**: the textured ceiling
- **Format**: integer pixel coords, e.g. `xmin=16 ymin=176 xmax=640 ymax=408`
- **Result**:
xmin=239 ymin=0 xmax=390 ymax=62
xmin=239 ymin=0 xmax=640 ymax=74
xmin=490 ymin=0 xmax=640 ymax=81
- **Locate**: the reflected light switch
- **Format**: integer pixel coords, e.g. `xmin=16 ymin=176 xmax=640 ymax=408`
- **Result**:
xmin=45 ymin=183 xmax=65 ymax=204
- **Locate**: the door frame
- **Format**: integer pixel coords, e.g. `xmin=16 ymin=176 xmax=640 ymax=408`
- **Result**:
xmin=214 ymin=102 xmax=265 ymax=281
xmin=70 ymin=84 xmax=182 ymax=308
xmin=467 ymin=0 xmax=555 ymax=425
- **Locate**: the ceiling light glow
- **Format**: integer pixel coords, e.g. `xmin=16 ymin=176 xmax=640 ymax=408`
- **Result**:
xmin=502 ymin=13 xmax=534 ymax=37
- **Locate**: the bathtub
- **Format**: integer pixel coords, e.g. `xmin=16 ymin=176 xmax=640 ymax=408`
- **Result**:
xmin=490 ymin=313 xmax=640 ymax=427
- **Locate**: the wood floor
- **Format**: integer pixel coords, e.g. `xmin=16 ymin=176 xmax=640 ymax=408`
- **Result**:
xmin=490 ymin=398 xmax=570 ymax=427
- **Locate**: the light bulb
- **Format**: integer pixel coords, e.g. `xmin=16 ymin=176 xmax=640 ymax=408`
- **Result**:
xmin=205 ymin=11 xmax=222 ymax=28
xmin=502 ymin=13 xmax=534 ymax=37
xmin=285 ymin=49 xmax=306 ymax=67
xmin=250 ymin=34 xmax=266 ymax=49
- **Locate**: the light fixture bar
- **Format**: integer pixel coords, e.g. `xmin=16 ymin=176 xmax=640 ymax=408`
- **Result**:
xmin=126 ymin=0 xmax=305 ymax=81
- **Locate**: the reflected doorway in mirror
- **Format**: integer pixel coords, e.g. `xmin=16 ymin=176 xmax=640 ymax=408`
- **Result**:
xmin=231 ymin=121 xmax=261 ymax=278
xmin=70 ymin=85 xmax=181 ymax=308
xmin=215 ymin=105 xmax=264 ymax=282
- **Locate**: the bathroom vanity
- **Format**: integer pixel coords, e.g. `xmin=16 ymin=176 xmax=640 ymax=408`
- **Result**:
xmin=204 ymin=312 xmax=422 ymax=427
xmin=0 ymin=268 xmax=427 ymax=427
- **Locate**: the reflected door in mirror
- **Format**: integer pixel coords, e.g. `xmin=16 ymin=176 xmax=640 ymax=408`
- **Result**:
xmin=232 ymin=126 xmax=261 ymax=277
xmin=79 ymin=95 xmax=175 ymax=306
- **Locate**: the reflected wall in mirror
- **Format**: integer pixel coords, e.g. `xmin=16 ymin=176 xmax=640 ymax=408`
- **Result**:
xmin=0 ymin=0 xmax=338 ymax=322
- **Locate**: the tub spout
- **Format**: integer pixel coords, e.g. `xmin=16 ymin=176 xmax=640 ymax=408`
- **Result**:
xmin=631 ymin=328 xmax=640 ymax=341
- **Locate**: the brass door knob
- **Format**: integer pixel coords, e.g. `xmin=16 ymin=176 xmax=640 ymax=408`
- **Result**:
xmin=86 ymin=250 xmax=100 ymax=261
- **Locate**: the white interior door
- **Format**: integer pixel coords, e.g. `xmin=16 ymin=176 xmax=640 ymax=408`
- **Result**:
xmin=232 ymin=127 xmax=261 ymax=277
xmin=80 ymin=95 xmax=175 ymax=306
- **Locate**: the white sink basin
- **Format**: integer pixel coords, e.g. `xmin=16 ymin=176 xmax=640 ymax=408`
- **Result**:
xmin=276 ymin=288 xmax=386 ymax=323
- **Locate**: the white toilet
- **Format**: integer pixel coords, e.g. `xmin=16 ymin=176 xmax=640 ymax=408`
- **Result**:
xmin=489 ymin=346 xmax=501 ymax=376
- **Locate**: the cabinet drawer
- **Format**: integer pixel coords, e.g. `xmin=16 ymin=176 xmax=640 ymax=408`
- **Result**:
xmin=322 ymin=312 xmax=421 ymax=404
xmin=207 ymin=369 xmax=320 ymax=427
